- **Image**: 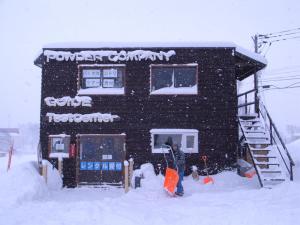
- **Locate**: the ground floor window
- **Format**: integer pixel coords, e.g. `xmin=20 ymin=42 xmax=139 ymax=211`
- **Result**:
xmin=150 ymin=129 xmax=198 ymax=153
xmin=48 ymin=134 xmax=70 ymax=158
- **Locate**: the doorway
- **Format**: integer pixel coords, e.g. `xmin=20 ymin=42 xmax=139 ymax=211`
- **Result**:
xmin=77 ymin=134 xmax=125 ymax=186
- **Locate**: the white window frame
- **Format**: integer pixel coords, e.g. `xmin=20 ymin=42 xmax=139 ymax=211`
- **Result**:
xmin=48 ymin=134 xmax=71 ymax=159
xmin=150 ymin=64 xmax=198 ymax=95
xmin=150 ymin=129 xmax=199 ymax=153
xmin=77 ymin=64 xmax=126 ymax=95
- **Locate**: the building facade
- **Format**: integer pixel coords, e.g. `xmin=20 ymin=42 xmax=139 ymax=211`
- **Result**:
xmin=34 ymin=42 xmax=266 ymax=187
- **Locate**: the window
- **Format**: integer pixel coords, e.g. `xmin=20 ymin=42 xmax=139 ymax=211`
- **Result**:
xmin=150 ymin=65 xmax=198 ymax=95
xmin=78 ymin=65 xmax=125 ymax=95
xmin=150 ymin=129 xmax=199 ymax=153
xmin=49 ymin=135 xmax=70 ymax=158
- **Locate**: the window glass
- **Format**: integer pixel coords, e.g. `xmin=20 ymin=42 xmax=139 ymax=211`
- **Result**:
xmin=50 ymin=136 xmax=70 ymax=154
xmin=151 ymin=65 xmax=197 ymax=94
xmin=154 ymin=134 xmax=182 ymax=149
xmin=151 ymin=67 xmax=173 ymax=91
xmin=186 ymin=135 xmax=195 ymax=148
xmin=81 ymin=67 xmax=124 ymax=89
xmin=174 ymin=67 xmax=197 ymax=87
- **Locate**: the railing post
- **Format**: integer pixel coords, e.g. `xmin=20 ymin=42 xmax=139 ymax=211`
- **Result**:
xmin=290 ymin=162 xmax=293 ymax=181
xmin=129 ymin=158 xmax=134 ymax=187
xmin=245 ymin=94 xmax=248 ymax=114
xmin=124 ymin=160 xmax=129 ymax=193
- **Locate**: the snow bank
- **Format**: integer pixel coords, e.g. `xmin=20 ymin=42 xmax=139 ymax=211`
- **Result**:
xmin=0 ymin=154 xmax=62 ymax=210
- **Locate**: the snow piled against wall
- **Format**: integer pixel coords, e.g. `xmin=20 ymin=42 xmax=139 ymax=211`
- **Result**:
xmin=0 ymin=154 xmax=61 ymax=209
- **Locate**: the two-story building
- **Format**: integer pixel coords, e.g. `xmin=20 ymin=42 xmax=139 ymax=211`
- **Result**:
xmin=34 ymin=42 xmax=266 ymax=187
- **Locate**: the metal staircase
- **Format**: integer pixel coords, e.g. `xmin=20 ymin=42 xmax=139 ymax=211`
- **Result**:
xmin=238 ymin=89 xmax=295 ymax=188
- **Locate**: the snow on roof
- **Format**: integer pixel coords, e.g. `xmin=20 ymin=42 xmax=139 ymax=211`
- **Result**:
xmin=43 ymin=41 xmax=267 ymax=65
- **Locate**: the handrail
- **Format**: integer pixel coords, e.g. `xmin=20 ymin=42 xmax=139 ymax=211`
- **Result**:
xmin=237 ymin=89 xmax=295 ymax=181
xmin=237 ymin=88 xmax=256 ymax=98
xmin=259 ymin=100 xmax=295 ymax=181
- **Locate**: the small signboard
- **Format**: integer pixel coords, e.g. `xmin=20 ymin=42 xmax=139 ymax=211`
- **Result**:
xmin=103 ymin=69 xmax=118 ymax=78
xmin=103 ymin=79 xmax=115 ymax=88
xmin=102 ymin=154 xmax=113 ymax=160
xmin=80 ymin=162 xmax=87 ymax=170
xmin=115 ymin=162 xmax=122 ymax=171
xmin=94 ymin=162 xmax=101 ymax=170
xmin=83 ymin=69 xmax=101 ymax=78
xmin=102 ymin=162 xmax=109 ymax=171
xmin=109 ymin=162 xmax=115 ymax=171
xmin=87 ymin=162 xmax=94 ymax=170
xmin=85 ymin=79 xmax=100 ymax=88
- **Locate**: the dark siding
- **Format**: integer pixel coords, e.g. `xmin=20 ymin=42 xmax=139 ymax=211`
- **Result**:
xmin=40 ymin=47 xmax=238 ymax=187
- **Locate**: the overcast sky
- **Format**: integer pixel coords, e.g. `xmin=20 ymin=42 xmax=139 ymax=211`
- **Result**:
xmin=0 ymin=0 xmax=299 ymax=134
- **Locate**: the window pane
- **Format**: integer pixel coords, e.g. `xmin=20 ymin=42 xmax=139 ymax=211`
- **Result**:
xmin=50 ymin=137 xmax=70 ymax=154
xmin=81 ymin=67 xmax=124 ymax=89
xmin=186 ymin=135 xmax=195 ymax=148
xmin=151 ymin=67 xmax=173 ymax=91
xmin=174 ymin=67 xmax=196 ymax=87
xmin=102 ymin=68 xmax=123 ymax=88
xmin=83 ymin=69 xmax=101 ymax=78
xmin=154 ymin=134 xmax=182 ymax=149
xmin=85 ymin=78 xmax=101 ymax=88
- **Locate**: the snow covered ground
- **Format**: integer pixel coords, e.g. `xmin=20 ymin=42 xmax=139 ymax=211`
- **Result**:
xmin=0 ymin=142 xmax=299 ymax=225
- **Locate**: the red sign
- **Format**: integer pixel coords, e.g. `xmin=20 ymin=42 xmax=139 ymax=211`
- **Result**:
xmin=69 ymin=144 xmax=76 ymax=158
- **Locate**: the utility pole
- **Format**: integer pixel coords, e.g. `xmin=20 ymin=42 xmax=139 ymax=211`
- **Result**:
xmin=252 ymin=34 xmax=259 ymax=114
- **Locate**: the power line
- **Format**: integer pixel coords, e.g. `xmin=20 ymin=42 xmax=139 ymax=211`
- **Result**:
xmin=264 ymin=36 xmax=300 ymax=44
xmin=259 ymin=31 xmax=300 ymax=39
xmin=258 ymin=28 xmax=300 ymax=37
xmin=261 ymin=77 xmax=300 ymax=82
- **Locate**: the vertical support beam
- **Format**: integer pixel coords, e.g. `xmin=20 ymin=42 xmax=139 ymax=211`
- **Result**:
xmin=58 ymin=158 xmax=63 ymax=177
xmin=253 ymin=34 xmax=259 ymax=115
xmin=124 ymin=160 xmax=129 ymax=193
xmin=129 ymin=158 xmax=134 ymax=187
xmin=42 ymin=160 xmax=48 ymax=184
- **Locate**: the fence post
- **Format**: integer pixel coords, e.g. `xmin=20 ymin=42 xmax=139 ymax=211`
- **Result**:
xmin=129 ymin=158 xmax=134 ymax=187
xmin=6 ymin=144 xmax=13 ymax=172
xmin=42 ymin=160 xmax=48 ymax=184
xmin=58 ymin=157 xmax=63 ymax=177
xmin=124 ymin=160 xmax=129 ymax=193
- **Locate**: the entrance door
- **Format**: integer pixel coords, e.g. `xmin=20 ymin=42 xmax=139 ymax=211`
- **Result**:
xmin=77 ymin=134 xmax=125 ymax=186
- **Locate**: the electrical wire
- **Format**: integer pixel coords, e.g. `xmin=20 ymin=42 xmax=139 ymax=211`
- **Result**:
xmin=258 ymin=28 xmax=300 ymax=37
xmin=258 ymin=31 xmax=300 ymax=39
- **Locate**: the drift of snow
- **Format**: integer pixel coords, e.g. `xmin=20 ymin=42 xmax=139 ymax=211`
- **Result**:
xmin=0 ymin=140 xmax=299 ymax=225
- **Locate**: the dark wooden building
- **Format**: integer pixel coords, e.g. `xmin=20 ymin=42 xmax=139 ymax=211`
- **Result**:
xmin=34 ymin=42 xmax=266 ymax=187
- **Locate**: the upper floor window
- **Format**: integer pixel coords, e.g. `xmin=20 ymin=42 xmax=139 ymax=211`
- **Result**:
xmin=150 ymin=64 xmax=198 ymax=95
xmin=78 ymin=65 xmax=125 ymax=95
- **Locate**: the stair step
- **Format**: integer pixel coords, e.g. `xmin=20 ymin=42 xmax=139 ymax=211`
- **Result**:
xmin=241 ymin=124 xmax=264 ymax=128
xmin=238 ymin=113 xmax=258 ymax=119
xmin=244 ymin=130 xmax=266 ymax=134
xmin=256 ymin=162 xmax=280 ymax=166
xmin=240 ymin=118 xmax=261 ymax=123
xmin=262 ymin=178 xmax=285 ymax=182
xmin=253 ymin=157 xmax=278 ymax=164
xmin=259 ymin=170 xmax=282 ymax=173
xmin=245 ymin=139 xmax=271 ymax=144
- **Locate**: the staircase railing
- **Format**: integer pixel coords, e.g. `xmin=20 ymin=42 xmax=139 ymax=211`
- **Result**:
xmin=237 ymin=89 xmax=295 ymax=181
xmin=258 ymin=101 xmax=295 ymax=181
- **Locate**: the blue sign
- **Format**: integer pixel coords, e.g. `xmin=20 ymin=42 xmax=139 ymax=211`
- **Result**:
xmin=115 ymin=162 xmax=122 ymax=171
xmin=102 ymin=162 xmax=109 ymax=171
xmin=80 ymin=162 xmax=87 ymax=170
xmin=94 ymin=162 xmax=101 ymax=170
xmin=87 ymin=162 xmax=94 ymax=170
xmin=109 ymin=162 xmax=115 ymax=171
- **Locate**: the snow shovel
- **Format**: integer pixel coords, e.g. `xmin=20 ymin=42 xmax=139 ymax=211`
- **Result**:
xmin=201 ymin=156 xmax=214 ymax=184
xmin=162 ymin=145 xmax=179 ymax=195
